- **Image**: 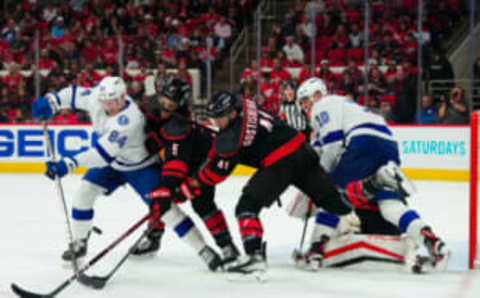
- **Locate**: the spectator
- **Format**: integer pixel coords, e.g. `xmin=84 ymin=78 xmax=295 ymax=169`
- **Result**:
xmin=42 ymin=2 xmax=58 ymax=23
xmin=342 ymin=58 xmax=363 ymax=84
xmin=415 ymin=94 xmax=438 ymax=124
xmin=427 ymin=51 xmax=455 ymax=81
xmin=438 ymin=87 xmax=469 ymax=124
xmin=213 ymin=16 xmax=232 ymax=49
xmin=390 ymin=66 xmax=417 ymax=123
xmin=282 ymin=36 xmax=304 ymax=66
xmin=331 ymin=24 xmax=349 ymax=49
xmin=337 ymin=71 xmax=357 ymax=97
xmin=294 ymin=23 xmax=310 ymax=52
xmin=2 ymin=18 xmax=19 ymax=45
xmin=378 ymin=95 xmax=395 ymax=122
xmin=154 ymin=62 xmax=173 ymax=94
xmin=176 ymin=58 xmax=192 ymax=85
xmin=241 ymin=59 xmax=260 ymax=85
xmin=2 ymin=63 xmax=22 ymax=93
xmin=269 ymin=58 xmax=292 ymax=86
xmin=317 ymin=59 xmax=336 ymax=83
xmin=259 ymin=72 xmax=281 ymax=116
xmin=176 ymin=38 xmax=192 ymax=66
xmin=52 ymin=16 xmax=65 ymax=39
xmin=348 ymin=23 xmax=363 ymax=48
xmin=358 ymin=64 xmax=387 ymax=100
xmin=279 ymin=12 xmax=297 ymax=42
xmin=300 ymin=14 xmax=315 ymax=39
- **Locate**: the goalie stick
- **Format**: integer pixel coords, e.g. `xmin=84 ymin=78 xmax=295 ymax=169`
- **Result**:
xmin=11 ymin=213 xmax=150 ymax=298
xmin=78 ymin=217 xmax=161 ymax=289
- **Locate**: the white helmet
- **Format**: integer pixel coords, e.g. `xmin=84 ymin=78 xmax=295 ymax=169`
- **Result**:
xmin=296 ymin=77 xmax=327 ymax=102
xmin=98 ymin=76 xmax=127 ymax=102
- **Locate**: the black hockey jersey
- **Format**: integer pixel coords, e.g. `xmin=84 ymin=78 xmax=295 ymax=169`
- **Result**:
xmin=145 ymin=112 xmax=213 ymax=191
xmin=196 ymin=98 xmax=306 ymax=187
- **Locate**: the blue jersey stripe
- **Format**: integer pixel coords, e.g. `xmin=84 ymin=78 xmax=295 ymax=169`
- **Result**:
xmin=322 ymin=130 xmax=344 ymax=145
xmin=71 ymin=85 xmax=78 ymax=111
xmin=346 ymin=123 xmax=392 ymax=137
xmin=115 ymin=154 xmax=153 ymax=167
xmin=94 ymin=142 xmax=115 ymax=164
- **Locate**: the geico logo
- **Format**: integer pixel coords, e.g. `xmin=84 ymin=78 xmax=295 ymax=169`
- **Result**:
xmin=0 ymin=129 xmax=98 ymax=158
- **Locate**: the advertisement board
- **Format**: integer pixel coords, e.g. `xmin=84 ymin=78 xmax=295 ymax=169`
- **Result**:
xmin=0 ymin=124 xmax=471 ymax=181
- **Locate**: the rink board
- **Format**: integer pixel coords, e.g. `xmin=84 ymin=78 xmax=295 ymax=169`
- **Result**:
xmin=0 ymin=124 xmax=470 ymax=181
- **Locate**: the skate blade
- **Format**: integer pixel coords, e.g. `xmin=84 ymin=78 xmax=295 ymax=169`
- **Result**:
xmin=226 ymin=270 xmax=268 ymax=283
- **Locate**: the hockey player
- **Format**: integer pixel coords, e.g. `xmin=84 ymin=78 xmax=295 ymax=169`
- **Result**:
xmin=31 ymin=76 xmax=222 ymax=270
xmin=137 ymin=78 xmax=240 ymax=265
xmin=294 ymin=77 xmax=450 ymax=273
xmin=176 ymin=90 xmax=352 ymax=280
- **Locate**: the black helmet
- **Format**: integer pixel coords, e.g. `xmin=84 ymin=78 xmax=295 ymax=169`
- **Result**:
xmin=160 ymin=78 xmax=192 ymax=109
xmin=207 ymin=91 xmax=240 ymax=118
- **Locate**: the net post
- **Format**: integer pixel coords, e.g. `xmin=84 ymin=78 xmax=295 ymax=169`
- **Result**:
xmin=470 ymin=111 xmax=478 ymax=269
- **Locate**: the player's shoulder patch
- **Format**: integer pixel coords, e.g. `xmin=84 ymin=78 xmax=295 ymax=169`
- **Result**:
xmin=117 ymin=114 xmax=129 ymax=126
xmin=160 ymin=117 xmax=191 ymax=141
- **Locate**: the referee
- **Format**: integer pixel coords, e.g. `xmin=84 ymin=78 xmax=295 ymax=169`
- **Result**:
xmin=279 ymin=82 xmax=311 ymax=139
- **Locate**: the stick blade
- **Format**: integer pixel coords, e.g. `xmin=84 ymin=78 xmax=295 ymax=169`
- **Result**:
xmin=11 ymin=283 xmax=50 ymax=298
xmin=77 ymin=274 xmax=107 ymax=290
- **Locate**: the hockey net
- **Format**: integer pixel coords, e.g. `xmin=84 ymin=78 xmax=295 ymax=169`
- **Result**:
xmin=470 ymin=111 xmax=480 ymax=269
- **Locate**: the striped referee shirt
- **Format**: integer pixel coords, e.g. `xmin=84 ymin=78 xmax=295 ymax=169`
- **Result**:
xmin=280 ymin=101 xmax=310 ymax=134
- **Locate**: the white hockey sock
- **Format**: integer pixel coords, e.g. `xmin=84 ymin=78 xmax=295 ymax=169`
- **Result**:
xmin=310 ymin=209 xmax=340 ymax=243
xmin=71 ymin=181 xmax=104 ymax=241
xmin=378 ymin=199 xmax=426 ymax=245
xmin=162 ymin=204 xmax=206 ymax=253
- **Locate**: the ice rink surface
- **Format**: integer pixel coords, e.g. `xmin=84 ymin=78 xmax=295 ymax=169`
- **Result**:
xmin=1 ymin=174 xmax=479 ymax=298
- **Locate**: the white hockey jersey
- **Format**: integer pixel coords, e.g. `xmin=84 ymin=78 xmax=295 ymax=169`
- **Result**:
xmin=46 ymin=85 xmax=156 ymax=171
xmin=310 ymin=95 xmax=395 ymax=172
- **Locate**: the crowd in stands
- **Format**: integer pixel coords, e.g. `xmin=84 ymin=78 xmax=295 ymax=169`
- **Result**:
xmin=238 ymin=0 xmax=471 ymax=125
xmin=0 ymin=0 xmax=258 ymax=123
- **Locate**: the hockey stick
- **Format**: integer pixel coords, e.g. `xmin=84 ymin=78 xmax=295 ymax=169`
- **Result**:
xmin=11 ymin=213 xmax=151 ymax=298
xmin=292 ymin=200 xmax=313 ymax=262
xmin=78 ymin=217 xmax=160 ymax=289
xmin=42 ymin=122 xmax=80 ymax=273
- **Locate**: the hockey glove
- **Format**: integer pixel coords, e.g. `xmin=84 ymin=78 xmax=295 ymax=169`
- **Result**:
xmin=175 ymin=177 xmax=201 ymax=203
xmin=149 ymin=187 xmax=172 ymax=220
xmin=45 ymin=157 xmax=78 ymax=180
xmin=32 ymin=96 xmax=56 ymax=120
